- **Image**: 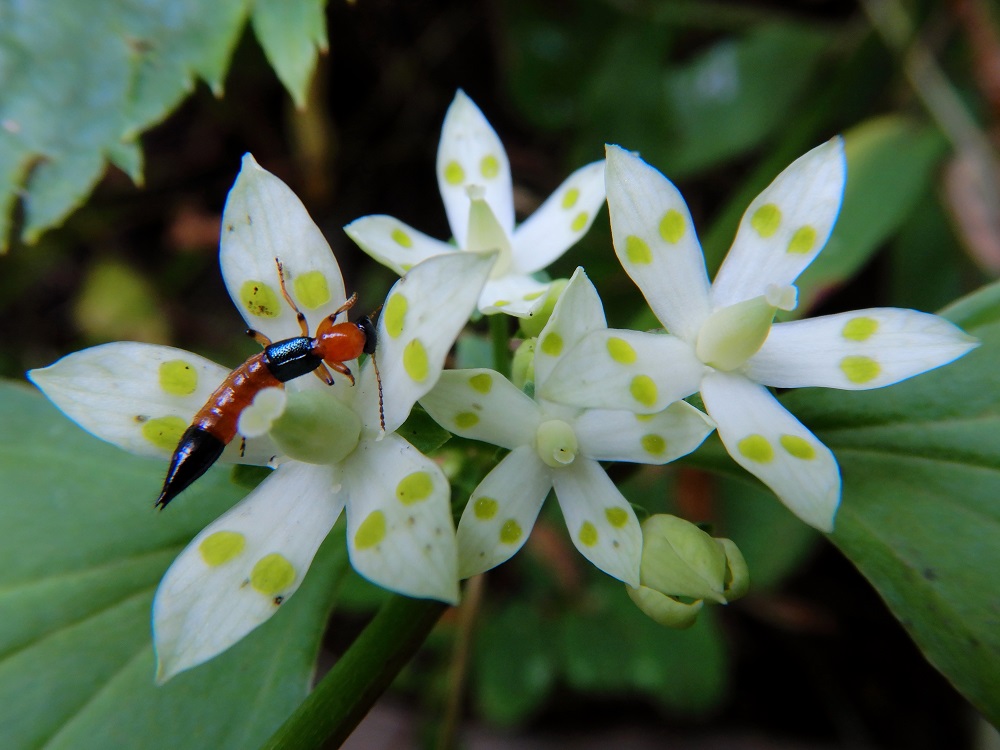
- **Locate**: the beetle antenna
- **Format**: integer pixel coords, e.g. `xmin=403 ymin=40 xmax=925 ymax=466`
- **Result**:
xmin=372 ymin=349 xmax=385 ymax=433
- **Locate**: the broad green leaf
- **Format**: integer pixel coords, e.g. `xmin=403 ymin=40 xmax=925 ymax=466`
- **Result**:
xmin=793 ymin=116 xmax=948 ymax=312
xmin=0 ymin=0 xmax=329 ymax=250
xmin=0 ymin=381 xmax=346 ymax=749
xmin=780 ymin=281 xmax=1000 ymax=725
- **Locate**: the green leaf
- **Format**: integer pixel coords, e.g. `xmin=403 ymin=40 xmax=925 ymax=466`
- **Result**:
xmin=0 ymin=0 xmax=330 ymax=250
xmin=0 ymin=381 xmax=344 ymax=749
xmin=395 ymin=404 xmax=452 ymax=456
xmin=781 ymin=282 xmax=1000 ymax=724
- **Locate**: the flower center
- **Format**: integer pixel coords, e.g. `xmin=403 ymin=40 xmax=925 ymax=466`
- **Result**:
xmin=695 ymin=285 xmax=796 ymax=371
xmin=535 ymin=419 xmax=578 ymax=468
xmin=268 ymin=389 xmax=361 ymax=465
xmin=465 ymin=187 xmax=513 ymax=279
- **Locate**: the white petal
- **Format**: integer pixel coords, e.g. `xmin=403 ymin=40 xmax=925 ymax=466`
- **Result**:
xmin=575 ymin=401 xmax=715 ymax=464
xmin=744 ymin=308 xmax=979 ymax=390
xmin=420 ymin=369 xmax=540 ymax=449
xmin=344 ymin=215 xmax=458 ymax=275
xmin=456 ymin=446 xmax=552 ymax=579
xmin=220 ymin=153 xmax=348 ymax=343
xmin=604 ymin=145 xmax=712 ymax=341
xmin=152 ymin=462 xmax=343 ymax=682
xmin=711 ymin=138 xmax=846 ymax=309
xmin=27 ymin=342 xmax=277 ymax=465
xmin=342 ymin=435 xmax=458 ymax=603
xmin=511 ymin=160 xmax=607 ymax=274
xmin=700 ymin=371 xmax=840 ymax=532
xmin=534 ymin=267 xmax=607 ymax=391
xmin=551 ymin=458 xmax=642 ymax=586
xmin=355 ymin=252 xmax=496 ymax=435
xmin=478 ymin=274 xmax=550 ymax=317
xmin=539 ymin=329 xmax=706 ymax=413
xmin=437 ymin=91 xmax=514 ymax=242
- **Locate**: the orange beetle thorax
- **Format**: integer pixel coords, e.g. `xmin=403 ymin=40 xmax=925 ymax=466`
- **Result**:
xmin=314 ymin=319 xmax=367 ymax=365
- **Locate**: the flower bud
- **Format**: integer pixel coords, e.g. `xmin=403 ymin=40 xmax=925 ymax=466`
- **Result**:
xmin=269 ymin=389 xmax=361 ymax=465
xmin=716 ymin=537 xmax=750 ymax=601
xmin=519 ymin=278 xmax=569 ymax=338
xmin=627 ymin=585 xmax=704 ymax=629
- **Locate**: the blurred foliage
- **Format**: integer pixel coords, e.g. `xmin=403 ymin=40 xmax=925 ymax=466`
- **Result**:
xmin=2 ymin=0 xmax=1000 ymax=748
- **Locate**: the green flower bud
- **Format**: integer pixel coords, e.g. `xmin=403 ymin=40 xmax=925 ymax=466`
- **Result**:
xmin=716 ymin=537 xmax=750 ymax=601
xmin=269 ymin=390 xmax=361 ymax=465
xmin=519 ymin=278 xmax=569 ymax=338
xmin=511 ymin=338 xmax=536 ymax=389
xmin=626 ymin=585 xmax=704 ymax=629
xmin=638 ymin=514 xmax=727 ymax=604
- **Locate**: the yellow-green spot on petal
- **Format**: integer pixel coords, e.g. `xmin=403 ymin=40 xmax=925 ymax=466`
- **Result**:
xmin=738 ymin=434 xmax=774 ymax=464
xmin=159 ymin=360 xmax=197 ymax=396
xmin=787 ymin=225 xmax=817 ymax=255
xmin=493 ymin=300 xmax=510 ymax=308
xmin=570 ymin=211 xmax=588 ymax=232
xmin=141 ymin=416 xmax=187 ymax=451
xmin=659 ymin=209 xmax=686 ymax=244
xmin=403 ymin=339 xmax=429 ymax=382
xmin=384 ymin=293 xmax=408 ymax=339
xmin=198 ymin=531 xmax=245 ymax=567
xmin=292 ymin=270 xmax=330 ymax=310
xmin=750 ymin=204 xmax=781 ymax=238
xmin=250 ymin=553 xmax=296 ymax=595
xmin=469 ymin=373 xmax=493 ymax=393
xmin=840 ymin=355 xmax=881 ymax=384
xmin=474 ymin=496 xmax=498 ymax=520
xmin=391 ymin=228 xmax=414 ymax=248
xmin=635 ymin=413 xmax=655 ymax=422
xmin=239 ymin=280 xmax=282 ymax=318
xmin=523 ymin=290 xmax=545 ymax=301
xmin=480 ymin=154 xmax=500 ymax=179
xmin=561 ymin=187 xmax=580 ymax=209
xmin=641 ymin=434 xmax=666 ymax=455
xmin=625 ymin=235 xmax=653 ymax=264
xmin=578 ymin=521 xmax=598 ymax=547
xmin=780 ymin=434 xmax=816 ymax=460
xmin=396 ymin=471 xmax=434 ymax=505
xmin=444 ymin=160 xmax=465 ymax=185
xmin=499 ymin=519 xmax=522 ymax=545
xmin=842 ymin=316 xmax=879 ymax=342
xmin=607 ymin=336 xmax=636 ymax=364
xmin=540 ymin=331 xmax=563 ymax=357
xmin=355 ymin=510 xmax=387 ymax=550
xmin=605 ymin=507 xmax=629 ymax=528
xmin=455 ymin=412 xmax=479 ymax=429
xmin=629 ymin=375 xmax=657 ymax=408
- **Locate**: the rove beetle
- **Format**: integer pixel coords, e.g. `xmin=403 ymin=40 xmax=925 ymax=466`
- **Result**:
xmin=155 ymin=258 xmax=380 ymax=510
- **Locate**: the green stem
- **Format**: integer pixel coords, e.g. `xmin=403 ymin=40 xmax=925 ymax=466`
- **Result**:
xmin=259 ymin=596 xmax=447 ymax=750
xmin=489 ymin=314 xmax=511 ymax=378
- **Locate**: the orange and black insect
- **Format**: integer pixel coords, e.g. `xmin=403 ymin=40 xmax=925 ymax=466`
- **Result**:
xmin=155 ymin=258 xmax=379 ymax=509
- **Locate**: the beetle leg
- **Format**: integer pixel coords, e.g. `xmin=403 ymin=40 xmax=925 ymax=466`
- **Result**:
xmin=275 ymin=258 xmax=310 ymax=337
xmin=247 ymin=329 xmax=272 ymax=348
xmin=312 ymin=362 xmax=335 ymax=386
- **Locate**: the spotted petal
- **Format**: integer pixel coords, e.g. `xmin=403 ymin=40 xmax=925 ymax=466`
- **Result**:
xmin=344 ymin=215 xmax=457 ymax=276
xmin=605 ymin=144 xmax=712 ymax=342
xmin=437 ymin=90 xmax=515 ymax=243
xmin=478 ymin=274 xmax=551 ymax=317
xmin=342 ymin=434 xmax=458 ymax=603
xmin=711 ymin=138 xmax=846 ymax=310
xmin=152 ymin=461 xmax=344 ymax=682
xmin=534 ymin=267 xmax=607 ymax=391
xmin=551 ymin=458 xmax=641 ymax=586
xmin=540 ymin=329 xmax=705 ymax=414
xmin=220 ymin=153 xmax=348 ymax=343
xmin=456 ymin=445 xmax=552 ymax=579
xmin=27 ymin=341 xmax=276 ymax=465
xmin=744 ymin=308 xmax=979 ymax=390
xmin=700 ymin=370 xmax=840 ymax=532
xmin=575 ymin=401 xmax=715 ymax=464
xmin=511 ymin=160 xmax=607 ymax=274
xmin=356 ymin=251 xmax=495 ymax=436
xmin=420 ymin=369 xmax=540 ymax=449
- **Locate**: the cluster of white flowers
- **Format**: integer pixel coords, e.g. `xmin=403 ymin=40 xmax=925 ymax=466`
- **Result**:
xmin=29 ymin=91 xmax=976 ymax=680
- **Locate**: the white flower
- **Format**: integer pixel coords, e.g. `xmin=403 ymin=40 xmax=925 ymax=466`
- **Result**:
xmin=344 ymin=90 xmax=607 ymax=318
xmin=540 ymin=141 xmax=978 ymax=532
xmin=28 ymin=155 xmax=495 ymax=681
xmin=420 ymin=268 xmax=715 ymax=586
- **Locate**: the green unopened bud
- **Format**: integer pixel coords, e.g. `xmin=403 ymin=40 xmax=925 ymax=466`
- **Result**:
xmin=695 ymin=294 xmax=779 ymax=371
xmin=519 ymin=278 xmax=569 ymax=338
xmin=627 ymin=585 xmax=704 ymax=629
xmin=269 ymin=390 xmax=361 ymax=465
xmin=716 ymin=537 xmax=750 ymax=601
xmin=638 ymin=515 xmax=727 ymax=604
xmin=512 ymin=338 xmax=536 ymax=389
